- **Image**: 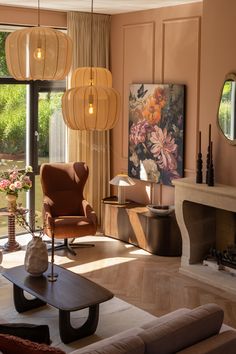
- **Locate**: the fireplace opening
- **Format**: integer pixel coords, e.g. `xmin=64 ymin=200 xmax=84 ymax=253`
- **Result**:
xmin=183 ymin=201 xmax=236 ymax=264
xmin=204 ymin=246 xmax=236 ymax=276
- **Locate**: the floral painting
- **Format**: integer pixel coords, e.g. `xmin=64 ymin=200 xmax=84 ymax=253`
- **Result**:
xmin=128 ymin=84 xmax=185 ymax=186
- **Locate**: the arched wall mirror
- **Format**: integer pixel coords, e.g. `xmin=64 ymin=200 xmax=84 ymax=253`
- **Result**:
xmin=218 ymin=73 xmax=236 ymax=145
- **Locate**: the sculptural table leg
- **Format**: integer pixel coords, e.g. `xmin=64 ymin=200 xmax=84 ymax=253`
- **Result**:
xmin=13 ymin=284 xmax=46 ymax=313
xmin=3 ymin=214 xmax=21 ymax=252
xmin=59 ymin=305 xmax=99 ymax=344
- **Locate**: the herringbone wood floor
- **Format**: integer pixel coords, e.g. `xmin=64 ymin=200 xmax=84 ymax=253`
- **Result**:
xmin=56 ymin=235 xmax=236 ymax=329
xmin=2 ymin=234 xmax=236 ymax=328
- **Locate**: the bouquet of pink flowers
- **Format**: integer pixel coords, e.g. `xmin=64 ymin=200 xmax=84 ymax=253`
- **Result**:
xmin=0 ymin=166 xmax=33 ymax=196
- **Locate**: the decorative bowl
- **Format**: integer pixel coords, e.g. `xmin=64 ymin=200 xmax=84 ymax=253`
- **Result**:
xmin=146 ymin=204 xmax=175 ymax=216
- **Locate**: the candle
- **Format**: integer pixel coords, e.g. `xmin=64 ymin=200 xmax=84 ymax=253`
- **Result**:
xmin=198 ymin=131 xmax=201 ymax=154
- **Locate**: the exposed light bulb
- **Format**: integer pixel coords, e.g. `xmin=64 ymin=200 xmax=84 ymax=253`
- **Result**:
xmin=88 ymin=103 xmax=94 ymax=114
xmin=88 ymin=93 xmax=94 ymax=115
xmin=34 ymin=47 xmax=45 ymax=61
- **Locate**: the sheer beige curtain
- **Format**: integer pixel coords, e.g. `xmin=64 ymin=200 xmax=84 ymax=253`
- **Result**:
xmin=67 ymin=12 xmax=111 ymax=224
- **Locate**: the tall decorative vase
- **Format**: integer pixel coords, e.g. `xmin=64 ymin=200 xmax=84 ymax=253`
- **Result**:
xmin=5 ymin=193 xmax=17 ymax=212
xmin=24 ymin=236 xmax=48 ymax=277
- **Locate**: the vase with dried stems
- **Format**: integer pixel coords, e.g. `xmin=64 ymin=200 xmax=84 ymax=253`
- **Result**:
xmin=16 ymin=209 xmax=48 ymax=277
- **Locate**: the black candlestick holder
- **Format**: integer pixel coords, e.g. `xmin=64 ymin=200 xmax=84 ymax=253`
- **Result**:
xmin=206 ymin=144 xmax=210 ymax=184
xmin=208 ymin=160 xmax=214 ymax=186
xmin=206 ymin=124 xmax=211 ymax=184
xmin=196 ymin=152 xmax=203 ymax=183
xmin=196 ymin=130 xmax=202 ymax=183
xmin=207 ymin=141 xmax=214 ymax=187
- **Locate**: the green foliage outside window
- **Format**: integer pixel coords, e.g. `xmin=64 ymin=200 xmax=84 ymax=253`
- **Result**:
xmin=0 ymin=84 xmax=26 ymax=154
xmin=0 ymin=31 xmax=63 ymax=157
xmin=0 ymin=32 xmax=9 ymax=77
xmin=218 ymin=81 xmax=232 ymax=137
xmin=0 ymin=85 xmax=62 ymax=156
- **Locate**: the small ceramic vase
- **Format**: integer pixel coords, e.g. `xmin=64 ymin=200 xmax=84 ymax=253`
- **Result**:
xmin=24 ymin=236 xmax=48 ymax=276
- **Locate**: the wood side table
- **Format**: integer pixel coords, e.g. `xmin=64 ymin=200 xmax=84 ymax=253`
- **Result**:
xmin=0 ymin=208 xmax=22 ymax=252
xmin=102 ymin=200 xmax=182 ymax=256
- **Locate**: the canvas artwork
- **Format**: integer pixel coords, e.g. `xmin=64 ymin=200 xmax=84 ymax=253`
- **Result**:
xmin=128 ymin=83 xmax=185 ymax=186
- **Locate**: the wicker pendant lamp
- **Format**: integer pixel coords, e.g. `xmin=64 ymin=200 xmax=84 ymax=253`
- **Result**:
xmin=5 ymin=0 xmax=72 ymax=81
xmin=62 ymin=0 xmax=120 ymax=131
xmin=62 ymin=85 xmax=119 ymax=130
xmin=71 ymin=67 xmax=112 ymax=88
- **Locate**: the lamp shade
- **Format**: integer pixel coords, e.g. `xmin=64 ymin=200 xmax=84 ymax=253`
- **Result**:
xmin=109 ymin=174 xmax=135 ymax=187
xmin=109 ymin=174 xmax=135 ymax=204
xmin=62 ymin=85 xmax=120 ymax=131
xmin=5 ymin=27 xmax=72 ymax=81
xmin=71 ymin=67 xmax=112 ymax=88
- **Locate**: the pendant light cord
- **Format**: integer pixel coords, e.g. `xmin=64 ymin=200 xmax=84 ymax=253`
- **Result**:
xmin=37 ymin=0 xmax=40 ymax=27
xmin=90 ymin=0 xmax=94 ymax=84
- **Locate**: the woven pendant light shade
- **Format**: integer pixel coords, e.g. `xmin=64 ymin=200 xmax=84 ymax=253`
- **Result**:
xmin=62 ymin=85 xmax=120 ymax=131
xmin=5 ymin=27 xmax=72 ymax=81
xmin=71 ymin=67 xmax=112 ymax=88
xmin=61 ymin=0 xmax=120 ymax=131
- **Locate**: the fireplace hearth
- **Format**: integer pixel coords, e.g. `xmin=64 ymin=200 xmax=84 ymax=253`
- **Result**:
xmin=173 ymin=177 xmax=236 ymax=294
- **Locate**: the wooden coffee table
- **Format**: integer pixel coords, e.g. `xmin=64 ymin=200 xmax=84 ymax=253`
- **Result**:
xmin=2 ymin=264 xmax=114 ymax=344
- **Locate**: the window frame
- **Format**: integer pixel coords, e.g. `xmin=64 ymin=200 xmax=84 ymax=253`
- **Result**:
xmin=0 ymin=77 xmax=66 ymax=232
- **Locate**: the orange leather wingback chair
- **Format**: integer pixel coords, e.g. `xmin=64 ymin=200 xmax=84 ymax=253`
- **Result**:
xmin=40 ymin=162 xmax=97 ymax=255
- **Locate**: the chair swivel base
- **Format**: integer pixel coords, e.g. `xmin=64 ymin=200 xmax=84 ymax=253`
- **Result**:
xmin=47 ymin=238 xmax=94 ymax=256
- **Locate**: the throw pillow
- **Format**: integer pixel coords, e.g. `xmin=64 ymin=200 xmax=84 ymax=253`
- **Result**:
xmin=0 ymin=334 xmax=65 ymax=354
xmin=0 ymin=323 xmax=50 ymax=344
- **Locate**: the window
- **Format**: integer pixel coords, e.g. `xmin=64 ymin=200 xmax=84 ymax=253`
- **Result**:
xmin=0 ymin=29 xmax=66 ymax=237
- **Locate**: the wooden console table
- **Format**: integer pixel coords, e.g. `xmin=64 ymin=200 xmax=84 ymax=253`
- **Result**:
xmin=102 ymin=200 xmax=182 ymax=256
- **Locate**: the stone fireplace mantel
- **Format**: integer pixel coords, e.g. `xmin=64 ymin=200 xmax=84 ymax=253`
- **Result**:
xmin=173 ymin=177 xmax=236 ymax=294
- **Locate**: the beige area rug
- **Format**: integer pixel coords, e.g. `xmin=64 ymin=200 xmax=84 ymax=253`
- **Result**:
xmin=0 ymin=235 xmax=156 ymax=353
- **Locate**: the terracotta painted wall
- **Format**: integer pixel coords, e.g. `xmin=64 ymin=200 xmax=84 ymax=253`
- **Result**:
xmin=199 ymin=0 xmax=236 ymax=186
xmin=110 ymin=3 xmax=202 ymax=205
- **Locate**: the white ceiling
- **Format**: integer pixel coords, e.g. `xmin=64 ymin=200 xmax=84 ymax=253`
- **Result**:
xmin=0 ymin=0 xmax=202 ymax=15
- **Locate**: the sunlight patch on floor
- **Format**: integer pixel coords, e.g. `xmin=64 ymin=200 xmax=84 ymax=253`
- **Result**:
xmin=124 ymin=244 xmax=135 ymax=248
xmin=129 ymin=249 xmax=151 ymax=256
xmin=67 ymin=257 xmax=136 ymax=274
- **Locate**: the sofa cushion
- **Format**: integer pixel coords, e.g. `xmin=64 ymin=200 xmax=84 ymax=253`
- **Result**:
xmin=70 ymin=327 xmax=143 ymax=354
xmin=71 ymin=336 xmax=145 ymax=354
xmin=138 ymin=303 xmax=224 ymax=354
xmin=0 ymin=334 xmax=65 ymax=354
xmin=176 ymin=330 xmax=236 ymax=354
xmin=141 ymin=308 xmax=190 ymax=330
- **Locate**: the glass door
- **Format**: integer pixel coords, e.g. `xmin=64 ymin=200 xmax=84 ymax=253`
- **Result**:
xmin=0 ymin=81 xmax=29 ymax=236
xmin=0 ymin=30 xmax=66 ymax=237
xmin=35 ymin=82 xmax=66 ymax=228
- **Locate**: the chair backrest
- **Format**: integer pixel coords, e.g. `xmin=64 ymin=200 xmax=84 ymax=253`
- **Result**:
xmin=40 ymin=162 xmax=89 ymax=217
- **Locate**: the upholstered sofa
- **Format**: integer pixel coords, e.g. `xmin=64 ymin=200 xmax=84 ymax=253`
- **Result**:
xmin=0 ymin=303 xmax=236 ymax=354
xmin=70 ymin=303 xmax=236 ymax=354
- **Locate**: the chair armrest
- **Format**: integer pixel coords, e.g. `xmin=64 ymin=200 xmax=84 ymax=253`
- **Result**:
xmin=82 ymin=200 xmax=97 ymax=226
xmin=42 ymin=198 xmax=54 ymax=238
